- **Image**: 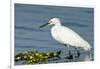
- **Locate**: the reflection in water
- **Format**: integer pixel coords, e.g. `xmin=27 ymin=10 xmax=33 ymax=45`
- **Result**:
xmin=83 ymin=55 xmax=92 ymax=61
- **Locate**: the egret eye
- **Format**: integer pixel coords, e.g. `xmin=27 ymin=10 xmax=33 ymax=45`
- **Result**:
xmin=50 ymin=21 xmax=52 ymax=23
xmin=48 ymin=20 xmax=52 ymax=24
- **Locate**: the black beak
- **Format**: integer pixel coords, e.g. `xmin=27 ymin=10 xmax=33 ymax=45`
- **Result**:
xmin=39 ymin=23 xmax=49 ymax=28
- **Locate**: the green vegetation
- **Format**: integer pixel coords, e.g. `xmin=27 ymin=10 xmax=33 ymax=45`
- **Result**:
xmin=15 ymin=49 xmax=93 ymax=65
xmin=15 ymin=50 xmax=61 ymax=64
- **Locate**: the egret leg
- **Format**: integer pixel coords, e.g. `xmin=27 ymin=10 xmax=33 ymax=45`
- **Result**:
xmin=75 ymin=48 xmax=80 ymax=58
xmin=64 ymin=44 xmax=73 ymax=59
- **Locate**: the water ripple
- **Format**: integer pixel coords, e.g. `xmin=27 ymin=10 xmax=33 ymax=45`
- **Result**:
xmin=15 ymin=26 xmax=46 ymax=32
xmin=64 ymin=22 xmax=89 ymax=27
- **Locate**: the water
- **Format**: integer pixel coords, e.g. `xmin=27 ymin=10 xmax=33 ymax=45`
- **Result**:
xmin=15 ymin=3 xmax=94 ymax=65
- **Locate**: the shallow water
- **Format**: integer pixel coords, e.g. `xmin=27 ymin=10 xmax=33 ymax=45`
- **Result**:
xmin=15 ymin=4 xmax=94 ymax=65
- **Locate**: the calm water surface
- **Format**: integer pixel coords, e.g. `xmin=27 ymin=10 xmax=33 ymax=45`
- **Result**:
xmin=15 ymin=4 xmax=94 ymax=65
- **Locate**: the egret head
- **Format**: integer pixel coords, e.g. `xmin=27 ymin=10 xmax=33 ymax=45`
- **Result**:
xmin=48 ymin=18 xmax=61 ymax=25
xmin=39 ymin=18 xmax=61 ymax=28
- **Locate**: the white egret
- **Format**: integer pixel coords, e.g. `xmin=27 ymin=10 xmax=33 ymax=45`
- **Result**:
xmin=39 ymin=18 xmax=91 ymax=58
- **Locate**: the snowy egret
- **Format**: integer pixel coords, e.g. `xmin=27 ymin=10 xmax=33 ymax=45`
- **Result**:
xmin=39 ymin=18 xmax=91 ymax=58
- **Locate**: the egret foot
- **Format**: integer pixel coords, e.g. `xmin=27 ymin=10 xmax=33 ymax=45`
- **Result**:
xmin=57 ymin=50 xmax=61 ymax=55
xmin=77 ymin=51 xmax=80 ymax=57
xmin=66 ymin=51 xmax=73 ymax=59
xmin=75 ymin=48 xmax=80 ymax=58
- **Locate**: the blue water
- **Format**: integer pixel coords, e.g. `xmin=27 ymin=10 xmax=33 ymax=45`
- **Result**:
xmin=15 ymin=4 xmax=94 ymax=65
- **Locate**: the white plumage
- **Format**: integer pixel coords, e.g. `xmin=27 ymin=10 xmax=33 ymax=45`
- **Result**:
xmin=40 ymin=18 xmax=91 ymax=51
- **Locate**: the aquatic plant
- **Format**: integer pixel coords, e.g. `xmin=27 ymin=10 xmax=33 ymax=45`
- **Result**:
xmin=15 ymin=50 xmax=61 ymax=64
